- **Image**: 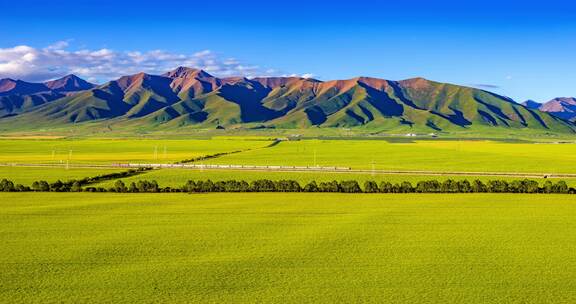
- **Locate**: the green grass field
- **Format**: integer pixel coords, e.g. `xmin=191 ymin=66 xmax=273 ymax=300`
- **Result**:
xmin=2 ymin=138 xmax=576 ymax=174
xmin=0 ymin=138 xmax=271 ymax=164
xmin=0 ymin=167 xmax=124 ymax=185
xmin=203 ymin=139 xmax=576 ymax=173
xmin=2 ymin=137 xmax=576 ymax=190
xmin=1 ymin=193 xmax=575 ymax=303
xmin=95 ymin=168 xmax=576 ymax=189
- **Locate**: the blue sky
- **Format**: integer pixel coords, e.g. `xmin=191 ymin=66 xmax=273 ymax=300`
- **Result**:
xmin=1 ymin=0 xmax=575 ymax=102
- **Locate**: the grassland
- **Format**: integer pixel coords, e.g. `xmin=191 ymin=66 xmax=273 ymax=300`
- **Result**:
xmin=0 ymin=166 xmax=123 ymax=185
xmin=2 ymin=137 xmax=576 ymax=189
xmin=95 ymin=168 xmax=576 ymax=188
xmin=203 ymin=139 xmax=576 ymax=173
xmin=0 ymin=193 xmax=575 ymax=303
xmin=1 ymin=138 xmax=575 ymax=175
xmin=0 ymin=138 xmax=271 ymax=164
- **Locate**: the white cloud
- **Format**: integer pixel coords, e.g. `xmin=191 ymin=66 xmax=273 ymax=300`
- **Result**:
xmin=44 ymin=40 xmax=70 ymax=51
xmin=0 ymin=42 xmax=315 ymax=83
xmin=281 ymin=73 xmax=317 ymax=79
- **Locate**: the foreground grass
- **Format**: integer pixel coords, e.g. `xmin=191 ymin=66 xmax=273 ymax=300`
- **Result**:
xmin=1 ymin=193 xmax=575 ymax=303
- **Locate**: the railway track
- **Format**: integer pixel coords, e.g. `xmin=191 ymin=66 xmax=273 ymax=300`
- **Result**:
xmin=2 ymin=162 xmax=576 ymax=179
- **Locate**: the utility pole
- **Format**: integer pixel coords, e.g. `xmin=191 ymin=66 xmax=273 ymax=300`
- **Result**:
xmin=313 ymin=149 xmax=317 ymax=167
xmin=66 ymin=150 xmax=72 ymax=170
xmin=456 ymin=139 xmax=461 ymax=170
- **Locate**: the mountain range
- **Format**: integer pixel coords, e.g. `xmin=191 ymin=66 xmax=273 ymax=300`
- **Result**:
xmin=0 ymin=75 xmax=95 ymax=117
xmin=0 ymin=67 xmax=574 ymax=133
xmin=522 ymin=98 xmax=576 ymax=122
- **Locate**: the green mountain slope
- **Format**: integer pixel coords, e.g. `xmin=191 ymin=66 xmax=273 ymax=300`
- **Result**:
xmin=0 ymin=67 xmax=573 ymax=134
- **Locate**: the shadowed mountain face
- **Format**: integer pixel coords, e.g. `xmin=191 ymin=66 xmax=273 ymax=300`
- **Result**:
xmin=44 ymin=74 xmax=96 ymax=93
xmin=520 ymin=98 xmax=576 ymax=122
xmin=0 ymin=75 xmax=96 ymax=118
xmin=521 ymin=100 xmax=542 ymax=110
xmin=0 ymin=79 xmax=49 ymax=96
xmin=539 ymin=98 xmax=576 ymax=122
xmin=0 ymin=67 xmax=574 ymax=133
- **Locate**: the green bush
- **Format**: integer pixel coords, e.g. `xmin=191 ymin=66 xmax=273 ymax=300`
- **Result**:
xmin=1 ymin=177 xmax=574 ymax=195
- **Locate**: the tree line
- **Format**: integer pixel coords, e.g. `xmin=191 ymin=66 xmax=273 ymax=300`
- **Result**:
xmin=0 ymin=168 xmax=150 ymax=192
xmin=1 ymin=177 xmax=574 ymax=194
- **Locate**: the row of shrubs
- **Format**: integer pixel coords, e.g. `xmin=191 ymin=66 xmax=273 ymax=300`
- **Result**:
xmin=1 ymin=178 xmax=574 ymax=194
xmin=183 ymin=179 xmax=574 ymax=194
xmin=0 ymin=168 xmax=151 ymax=192
xmin=177 ymin=151 xmax=243 ymax=164
xmin=176 ymin=140 xmax=286 ymax=164
xmin=178 ymin=139 xmax=279 ymax=164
